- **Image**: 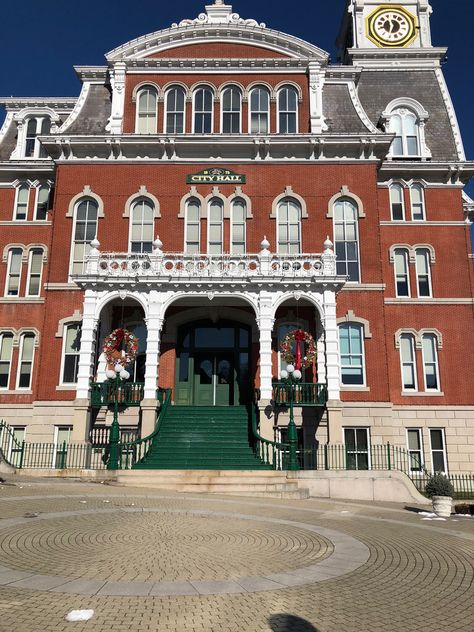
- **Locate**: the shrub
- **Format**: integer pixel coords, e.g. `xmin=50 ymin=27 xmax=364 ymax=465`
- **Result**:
xmin=454 ymin=503 xmax=474 ymax=515
xmin=425 ymin=473 xmax=454 ymax=498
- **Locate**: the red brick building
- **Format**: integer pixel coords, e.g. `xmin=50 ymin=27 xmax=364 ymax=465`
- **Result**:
xmin=0 ymin=0 xmax=473 ymax=473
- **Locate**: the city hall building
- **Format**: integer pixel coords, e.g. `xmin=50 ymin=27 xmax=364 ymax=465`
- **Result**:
xmin=0 ymin=0 xmax=473 ymax=473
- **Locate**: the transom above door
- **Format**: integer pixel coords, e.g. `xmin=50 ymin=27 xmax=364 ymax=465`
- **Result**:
xmin=175 ymin=321 xmax=251 ymax=406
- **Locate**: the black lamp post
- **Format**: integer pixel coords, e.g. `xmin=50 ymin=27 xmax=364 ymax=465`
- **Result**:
xmin=280 ymin=363 xmax=302 ymax=471
xmin=105 ymin=363 xmax=130 ymax=471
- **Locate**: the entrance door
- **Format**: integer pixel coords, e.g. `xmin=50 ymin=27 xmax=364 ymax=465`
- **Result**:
xmin=193 ymin=352 xmax=235 ymax=406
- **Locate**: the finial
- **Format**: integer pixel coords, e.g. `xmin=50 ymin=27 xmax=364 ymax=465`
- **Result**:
xmin=323 ymin=236 xmax=333 ymax=253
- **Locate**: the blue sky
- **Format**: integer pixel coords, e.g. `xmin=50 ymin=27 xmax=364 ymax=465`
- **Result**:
xmin=0 ymin=0 xmax=472 ymax=197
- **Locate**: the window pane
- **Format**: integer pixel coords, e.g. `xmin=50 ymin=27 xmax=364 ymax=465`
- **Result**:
xmin=18 ymin=335 xmax=34 ymax=388
xmin=0 ymin=334 xmax=13 ymax=388
xmin=408 ymin=429 xmax=421 ymax=451
xmin=430 ymin=429 xmax=443 ymax=451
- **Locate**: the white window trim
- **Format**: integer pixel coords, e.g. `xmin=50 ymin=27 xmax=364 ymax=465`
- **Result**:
xmin=428 ymin=428 xmax=448 ymax=475
xmin=25 ymin=249 xmax=44 ymax=297
xmin=338 ymin=323 xmax=367 ymax=388
xmin=382 ymin=98 xmax=431 ymax=160
xmin=230 ymin=198 xmax=247 ymax=254
xmin=207 ymin=198 xmax=224 ymax=254
xmin=33 ymin=183 xmax=51 ymax=221
xmin=409 ymin=183 xmax=426 ymax=221
xmin=248 ymin=86 xmax=270 ymax=135
xmin=342 ymin=427 xmax=371 ymax=470
xmin=0 ymin=332 xmax=14 ymax=391
xmin=68 ymin=198 xmax=99 ymax=280
xmin=415 ymin=248 xmax=433 ymax=298
xmin=220 ymin=86 xmax=242 ymax=134
xmin=276 ymin=85 xmax=299 ymax=134
xmin=5 ymin=426 xmax=25 ymax=465
xmin=15 ymin=333 xmax=35 ymax=391
xmin=389 ymin=183 xmax=406 ymax=221
xmin=394 ymin=248 xmax=411 ymax=298
xmin=59 ymin=323 xmax=81 ymax=387
xmin=13 ymin=183 xmax=30 ymax=221
xmin=184 ymin=198 xmax=201 ymax=254
xmin=399 ymin=333 xmax=418 ymax=392
xmin=192 ymin=87 xmax=214 ymax=134
xmin=406 ymin=428 xmax=424 ymax=474
xmin=332 ymin=198 xmax=361 ymax=284
xmin=53 ymin=425 xmax=72 ymax=469
xmin=163 ymin=85 xmax=187 ymax=134
xmin=5 ymin=248 xmax=23 ymax=297
xmin=421 ymin=333 xmax=441 ymax=392
xmin=127 ymin=198 xmax=155 ymax=254
xmin=276 ymin=198 xmax=302 ymax=255
xmin=135 ymin=86 xmax=158 ymax=134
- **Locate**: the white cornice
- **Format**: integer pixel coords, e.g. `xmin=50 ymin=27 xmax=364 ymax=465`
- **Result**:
xmin=380 ymin=161 xmax=474 ymax=185
xmin=73 ymin=66 xmax=109 ymax=83
xmin=58 ymin=83 xmax=91 ymax=134
xmin=347 ymin=47 xmax=447 ymax=69
xmin=0 ymin=98 xmax=77 ymax=111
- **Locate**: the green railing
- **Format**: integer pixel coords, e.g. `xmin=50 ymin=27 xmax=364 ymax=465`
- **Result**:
xmin=90 ymin=381 xmax=144 ymax=407
xmin=249 ymin=401 xmax=289 ymax=470
xmin=273 ymin=382 xmax=328 ymax=407
xmin=116 ymin=387 xmax=172 ymax=469
xmin=0 ymin=421 xmax=25 ymax=468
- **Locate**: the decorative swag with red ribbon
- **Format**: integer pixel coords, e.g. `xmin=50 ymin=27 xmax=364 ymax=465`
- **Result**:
xmin=280 ymin=329 xmax=317 ymax=370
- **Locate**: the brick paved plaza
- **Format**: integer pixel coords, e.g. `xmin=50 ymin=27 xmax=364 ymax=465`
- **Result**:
xmin=0 ymin=478 xmax=473 ymax=631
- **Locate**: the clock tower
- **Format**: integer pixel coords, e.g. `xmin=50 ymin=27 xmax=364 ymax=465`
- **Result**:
xmin=338 ymin=0 xmax=437 ymax=64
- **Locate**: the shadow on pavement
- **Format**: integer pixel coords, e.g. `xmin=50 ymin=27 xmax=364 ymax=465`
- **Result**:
xmin=268 ymin=614 xmax=320 ymax=631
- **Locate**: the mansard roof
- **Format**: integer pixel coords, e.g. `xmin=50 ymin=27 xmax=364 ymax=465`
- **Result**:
xmin=106 ymin=2 xmax=329 ymax=64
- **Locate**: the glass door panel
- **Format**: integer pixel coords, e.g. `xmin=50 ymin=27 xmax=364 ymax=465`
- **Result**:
xmin=194 ymin=353 xmax=214 ymax=405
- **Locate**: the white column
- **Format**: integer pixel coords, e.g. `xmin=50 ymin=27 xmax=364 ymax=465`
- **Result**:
xmin=324 ymin=289 xmax=340 ymax=402
xmin=108 ymin=61 xmax=126 ymax=135
xmin=317 ymin=327 xmax=326 ymax=385
xmin=308 ymin=62 xmax=327 ymax=134
xmin=258 ymin=291 xmax=274 ymax=401
xmin=76 ymin=290 xmax=99 ymax=400
xmin=143 ymin=294 xmax=164 ymax=399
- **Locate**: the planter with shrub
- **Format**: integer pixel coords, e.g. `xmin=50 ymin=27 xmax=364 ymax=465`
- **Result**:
xmin=425 ymin=473 xmax=454 ymax=518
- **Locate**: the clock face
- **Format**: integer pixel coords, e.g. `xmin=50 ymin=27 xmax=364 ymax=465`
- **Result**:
xmin=367 ymin=6 xmax=418 ymax=48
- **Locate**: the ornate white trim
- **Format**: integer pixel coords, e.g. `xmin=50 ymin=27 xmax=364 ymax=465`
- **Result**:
xmin=327 ymin=186 xmax=365 ymax=218
xmin=270 ymin=186 xmax=308 ymax=219
xmin=389 ymin=244 xmax=435 ymax=264
xmin=337 ymin=310 xmax=372 ymax=339
xmin=381 ymin=97 xmax=431 ymax=160
xmin=394 ymin=328 xmax=443 ymax=350
xmin=55 ymin=310 xmax=83 ymax=338
xmin=57 ymin=84 xmax=90 ymax=134
xmin=204 ymin=187 xmax=227 ymax=219
xmin=131 ymin=81 xmax=161 ymax=103
xmin=2 ymin=244 xmax=25 ymax=263
xmin=66 ymin=186 xmax=105 ymax=218
xmin=178 ymin=187 xmax=205 ymax=219
xmin=122 ymin=186 xmax=161 ymax=218
xmin=434 ymin=67 xmax=466 ymax=161
xmin=274 ymin=81 xmax=303 ymax=103
xmin=228 ymin=187 xmax=253 ymax=218
xmin=347 ymin=82 xmax=378 ymax=133
xmin=0 ymin=327 xmax=39 ymax=347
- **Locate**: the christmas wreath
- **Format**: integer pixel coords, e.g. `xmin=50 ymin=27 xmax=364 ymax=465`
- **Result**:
xmin=102 ymin=328 xmax=138 ymax=367
xmin=280 ymin=329 xmax=317 ymax=370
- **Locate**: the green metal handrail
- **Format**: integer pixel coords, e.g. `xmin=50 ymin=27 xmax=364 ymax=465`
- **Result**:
xmin=0 ymin=421 xmax=25 ymax=468
xmin=90 ymin=381 xmax=144 ymax=407
xmin=273 ymin=382 xmax=328 ymax=407
xmin=117 ymin=388 xmax=172 ymax=469
xmin=250 ymin=393 xmax=289 ymax=470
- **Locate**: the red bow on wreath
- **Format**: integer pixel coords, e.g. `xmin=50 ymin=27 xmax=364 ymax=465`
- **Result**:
xmin=109 ymin=328 xmax=125 ymax=351
xmin=293 ymin=329 xmax=307 ymax=370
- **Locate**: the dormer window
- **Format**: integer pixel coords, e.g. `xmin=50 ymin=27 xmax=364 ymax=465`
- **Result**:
xmin=24 ymin=117 xmax=50 ymax=158
xmin=382 ymin=99 xmax=431 ymax=160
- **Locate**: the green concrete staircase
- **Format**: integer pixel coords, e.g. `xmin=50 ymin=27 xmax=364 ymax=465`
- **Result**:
xmin=133 ymin=406 xmax=271 ymax=470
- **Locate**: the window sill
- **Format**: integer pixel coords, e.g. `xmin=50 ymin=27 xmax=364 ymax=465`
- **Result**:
xmin=56 ymin=385 xmax=77 ymax=391
xmin=0 ymin=297 xmax=44 ymax=303
xmin=401 ymin=391 xmax=445 ymax=397
xmin=0 ymin=390 xmax=32 ymax=395
xmin=340 ymin=386 xmax=370 ymax=392
xmin=0 ymin=221 xmax=52 ymax=226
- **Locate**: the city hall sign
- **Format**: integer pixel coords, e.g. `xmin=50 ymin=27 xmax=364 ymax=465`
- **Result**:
xmin=186 ymin=168 xmax=246 ymax=184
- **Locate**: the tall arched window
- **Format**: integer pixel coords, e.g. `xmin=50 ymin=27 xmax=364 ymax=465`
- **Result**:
xmin=277 ymin=86 xmax=298 ymax=133
xmin=70 ymin=198 xmax=99 ymax=275
xmin=129 ymin=199 xmax=154 ymax=253
xmin=394 ymin=248 xmax=410 ymax=297
xmin=389 ymin=184 xmax=405 ymax=221
xmin=5 ymin=248 xmax=23 ymax=296
xmin=193 ymin=87 xmax=213 ymax=134
xmin=339 ymin=323 xmax=365 ymax=386
xmin=136 ymin=87 xmax=158 ymax=134
xmin=277 ymin=198 xmax=301 ymax=254
xmin=249 ymin=87 xmax=270 ymax=134
xmin=34 ymin=185 xmax=50 ymax=220
xmin=415 ymin=248 xmax=432 ymax=297
xmin=185 ymin=198 xmax=201 ymax=254
xmin=399 ymin=333 xmax=417 ymax=391
xmin=333 ymin=198 xmax=360 ymax=282
xmin=421 ymin=333 xmax=440 ymax=391
xmin=231 ymin=199 xmax=246 ymax=254
xmin=26 ymin=249 xmax=44 ymax=296
xmin=14 ymin=184 xmax=29 ymax=220
xmin=207 ymin=198 xmax=223 ymax=254
xmin=390 ymin=108 xmax=420 ymax=157
xmin=165 ymin=86 xmax=186 ymax=134
xmin=0 ymin=333 xmax=14 ymax=389
xmin=61 ymin=324 xmax=82 ymax=385
xmin=221 ymin=86 xmax=241 ymax=134
xmin=16 ymin=333 xmax=35 ymax=390
xmin=410 ymin=183 xmax=425 ymax=221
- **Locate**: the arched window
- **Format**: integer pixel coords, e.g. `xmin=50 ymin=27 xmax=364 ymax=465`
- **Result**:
xmin=231 ymin=199 xmax=246 ymax=254
xmin=26 ymin=249 xmax=44 ymax=296
xmin=185 ymin=198 xmax=201 ymax=254
xmin=415 ymin=248 xmax=432 ymax=297
xmin=193 ymin=87 xmax=213 ymax=134
xmin=207 ymin=198 xmax=223 ymax=254
xmin=339 ymin=323 xmax=365 ymax=386
xmin=14 ymin=184 xmax=29 ymax=221
xmin=421 ymin=333 xmax=440 ymax=391
xmin=221 ymin=86 xmax=241 ymax=134
xmin=165 ymin=86 xmax=186 ymax=134
xmin=34 ymin=185 xmax=50 ymax=221
xmin=410 ymin=183 xmax=425 ymax=221
xmin=129 ymin=199 xmax=154 ymax=253
xmin=399 ymin=333 xmax=417 ymax=391
xmin=136 ymin=87 xmax=158 ymax=134
xmin=277 ymin=86 xmax=298 ymax=134
xmin=5 ymin=248 xmax=23 ymax=296
xmin=16 ymin=333 xmax=35 ymax=390
xmin=390 ymin=108 xmax=420 ymax=157
xmin=389 ymin=184 xmax=405 ymax=221
xmin=249 ymin=87 xmax=270 ymax=134
xmin=0 ymin=333 xmax=14 ymax=389
xmin=61 ymin=324 xmax=82 ymax=385
xmin=24 ymin=117 xmax=50 ymax=158
xmin=333 ymin=198 xmax=360 ymax=282
xmin=277 ymin=198 xmax=301 ymax=254
xmin=70 ymin=198 xmax=99 ymax=275
xmin=394 ymin=248 xmax=410 ymax=297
